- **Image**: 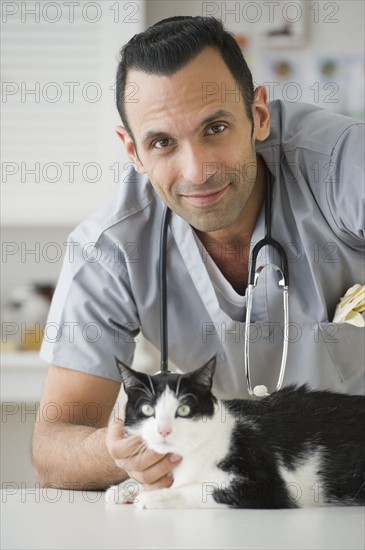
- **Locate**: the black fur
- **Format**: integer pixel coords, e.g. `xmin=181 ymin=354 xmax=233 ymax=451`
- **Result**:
xmin=215 ymin=385 xmax=365 ymax=507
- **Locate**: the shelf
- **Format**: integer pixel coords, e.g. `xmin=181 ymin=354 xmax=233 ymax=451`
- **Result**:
xmin=1 ymin=352 xmax=48 ymax=403
xmin=1 ymin=351 xmax=48 ymax=370
xmin=0 ymin=344 xmax=160 ymax=403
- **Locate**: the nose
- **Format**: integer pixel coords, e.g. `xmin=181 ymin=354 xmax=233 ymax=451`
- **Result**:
xmin=180 ymin=143 xmax=218 ymax=185
xmin=158 ymin=426 xmax=172 ymax=437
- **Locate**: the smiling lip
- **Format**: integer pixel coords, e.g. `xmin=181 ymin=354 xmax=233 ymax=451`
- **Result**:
xmin=181 ymin=186 xmax=228 ymax=206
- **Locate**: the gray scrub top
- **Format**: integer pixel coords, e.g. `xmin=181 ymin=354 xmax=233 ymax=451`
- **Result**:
xmin=40 ymin=100 xmax=365 ymax=398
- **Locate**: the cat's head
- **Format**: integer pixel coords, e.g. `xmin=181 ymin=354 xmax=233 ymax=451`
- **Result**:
xmin=115 ymin=357 xmax=217 ymax=456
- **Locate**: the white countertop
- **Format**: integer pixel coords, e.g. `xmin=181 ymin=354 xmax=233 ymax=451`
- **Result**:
xmin=1 ymin=489 xmax=364 ymax=550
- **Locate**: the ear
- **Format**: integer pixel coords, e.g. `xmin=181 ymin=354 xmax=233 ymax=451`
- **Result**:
xmin=115 ymin=125 xmax=146 ymax=174
xmin=252 ymin=85 xmax=270 ymax=142
xmin=190 ymin=355 xmax=216 ymax=390
xmin=114 ymin=357 xmax=147 ymax=393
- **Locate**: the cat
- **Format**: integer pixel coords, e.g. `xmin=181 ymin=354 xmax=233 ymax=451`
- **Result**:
xmin=105 ymin=357 xmax=365 ymax=509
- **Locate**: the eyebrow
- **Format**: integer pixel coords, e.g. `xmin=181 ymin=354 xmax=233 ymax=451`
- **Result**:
xmin=141 ymin=109 xmax=236 ymax=146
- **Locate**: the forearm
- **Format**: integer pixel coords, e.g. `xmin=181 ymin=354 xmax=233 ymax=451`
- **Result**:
xmin=32 ymin=422 xmax=129 ymax=490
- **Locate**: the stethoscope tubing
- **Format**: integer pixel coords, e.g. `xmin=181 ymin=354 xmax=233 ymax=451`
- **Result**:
xmin=159 ymin=204 xmax=172 ymax=374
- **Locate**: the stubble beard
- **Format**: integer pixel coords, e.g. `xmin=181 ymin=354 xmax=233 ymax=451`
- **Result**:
xmin=173 ymin=158 xmax=258 ymax=233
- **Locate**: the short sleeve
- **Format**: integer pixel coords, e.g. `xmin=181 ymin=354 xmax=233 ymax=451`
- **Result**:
xmin=324 ymin=123 xmax=365 ymax=252
xmin=39 ymin=230 xmax=140 ymax=382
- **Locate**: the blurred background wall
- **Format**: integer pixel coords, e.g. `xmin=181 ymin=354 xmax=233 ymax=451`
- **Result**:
xmin=1 ymin=0 xmax=364 ymax=486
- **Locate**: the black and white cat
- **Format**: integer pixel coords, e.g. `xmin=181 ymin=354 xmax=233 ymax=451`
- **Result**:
xmin=105 ymin=357 xmax=365 ymax=509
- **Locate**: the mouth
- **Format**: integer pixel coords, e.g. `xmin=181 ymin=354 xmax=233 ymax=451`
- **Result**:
xmin=181 ymin=185 xmax=229 ymax=206
xmin=159 ymin=438 xmax=173 ymax=446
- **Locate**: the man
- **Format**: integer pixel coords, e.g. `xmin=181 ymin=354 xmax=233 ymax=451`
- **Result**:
xmin=32 ymin=16 xmax=365 ymax=492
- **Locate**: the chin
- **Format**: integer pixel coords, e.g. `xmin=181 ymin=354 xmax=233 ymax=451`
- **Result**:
xmin=190 ymin=212 xmax=240 ymax=233
xmin=149 ymin=440 xmax=178 ymax=454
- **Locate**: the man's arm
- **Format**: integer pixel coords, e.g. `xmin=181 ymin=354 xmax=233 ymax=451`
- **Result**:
xmin=32 ymin=364 xmax=182 ymax=491
xmin=32 ymin=365 xmax=128 ymax=490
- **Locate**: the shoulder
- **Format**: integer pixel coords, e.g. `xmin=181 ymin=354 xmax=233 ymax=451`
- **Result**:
xmin=258 ymin=101 xmax=364 ymax=246
xmin=71 ymin=165 xmax=158 ymax=243
xmin=258 ymin=99 xmax=364 ymax=156
xmin=66 ymin=166 xmax=164 ymax=271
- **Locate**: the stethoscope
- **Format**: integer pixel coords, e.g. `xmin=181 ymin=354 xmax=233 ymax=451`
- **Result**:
xmin=157 ymin=170 xmax=289 ymax=398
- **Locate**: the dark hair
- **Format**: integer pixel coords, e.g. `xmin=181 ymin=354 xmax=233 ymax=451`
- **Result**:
xmin=116 ymin=16 xmax=255 ymax=145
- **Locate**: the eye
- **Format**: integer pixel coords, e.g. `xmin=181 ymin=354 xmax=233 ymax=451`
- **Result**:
xmin=176 ymin=404 xmax=191 ymax=417
xmin=140 ymin=403 xmax=155 ymax=417
xmin=207 ymin=124 xmax=226 ymax=135
xmin=152 ymin=138 xmax=170 ymax=149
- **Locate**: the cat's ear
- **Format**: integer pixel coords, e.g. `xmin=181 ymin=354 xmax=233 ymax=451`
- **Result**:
xmin=114 ymin=357 xmax=147 ymax=393
xmin=190 ymin=355 xmax=216 ymax=389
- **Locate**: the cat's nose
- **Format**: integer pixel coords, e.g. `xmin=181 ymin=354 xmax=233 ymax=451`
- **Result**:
xmin=158 ymin=426 xmax=172 ymax=437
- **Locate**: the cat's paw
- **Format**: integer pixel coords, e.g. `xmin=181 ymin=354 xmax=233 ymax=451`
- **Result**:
xmin=134 ymin=488 xmax=172 ymax=509
xmin=105 ymin=481 xmax=141 ymax=505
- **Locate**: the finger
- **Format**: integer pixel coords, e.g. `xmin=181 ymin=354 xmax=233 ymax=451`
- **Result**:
xmin=106 ymin=409 xmax=126 ymax=441
xmin=128 ymin=469 xmax=174 ymax=491
xmin=108 ymin=434 xmax=144 ymax=461
xmin=116 ymin=443 xmax=168 ymax=472
xmin=106 ymin=409 xmax=142 ymax=458
xmin=115 ymin=405 xmax=125 ymax=422
xmin=107 ymin=417 xmax=169 ymax=467
xmin=124 ymin=453 xmax=182 ymax=486
xmin=144 ymin=472 xmax=174 ymax=492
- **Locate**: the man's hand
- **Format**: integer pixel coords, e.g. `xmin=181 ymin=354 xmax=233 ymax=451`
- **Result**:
xmin=106 ymin=409 xmax=182 ymax=491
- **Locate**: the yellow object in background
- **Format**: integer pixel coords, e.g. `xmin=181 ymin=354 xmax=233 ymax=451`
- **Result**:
xmin=20 ymin=323 xmax=45 ymax=352
xmin=333 ymin=284 xmax=365 ymax=327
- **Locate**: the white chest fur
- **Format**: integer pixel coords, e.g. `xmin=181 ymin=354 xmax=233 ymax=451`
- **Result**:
xmin=118 ymin=391 xmax=237 ymax=508
xmin=134 ymin=403 xmax=236 ymax=509
xmin=171 ymin=403 xmax=236 ymax=492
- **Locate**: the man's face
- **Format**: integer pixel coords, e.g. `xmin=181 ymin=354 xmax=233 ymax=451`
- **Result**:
xmin=119 ymin=47 xmax=270 ymax=233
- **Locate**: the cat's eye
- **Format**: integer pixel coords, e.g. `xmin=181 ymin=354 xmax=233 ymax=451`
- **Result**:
xmin=140 ymin=404 xmax=155 ymax=417
xmin=176 ymin=404 xmax=191 ymax=417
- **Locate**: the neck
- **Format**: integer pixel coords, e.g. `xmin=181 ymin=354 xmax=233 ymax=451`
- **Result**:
xmin=192 ymin=155 xmax=267 ymax=294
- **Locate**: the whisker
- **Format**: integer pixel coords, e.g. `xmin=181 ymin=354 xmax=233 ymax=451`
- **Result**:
xmin=147 ymin=375 xmax=156 ymax=396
